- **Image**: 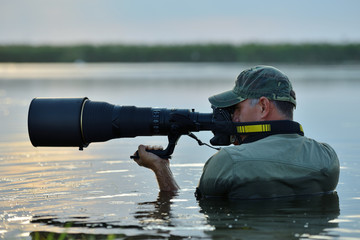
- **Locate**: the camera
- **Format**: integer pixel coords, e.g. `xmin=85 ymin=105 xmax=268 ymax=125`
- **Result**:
xmin=28 ymin=97 xmax=303 ymax=158
xmin=28 ymin=97 xmax=233 ymax=158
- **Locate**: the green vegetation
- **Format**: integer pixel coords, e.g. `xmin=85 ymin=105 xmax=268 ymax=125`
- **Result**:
xmin=1 ymin=43 xmax=360 ymax=63
xmin=31 ymin=231 xmax=117 ymax=240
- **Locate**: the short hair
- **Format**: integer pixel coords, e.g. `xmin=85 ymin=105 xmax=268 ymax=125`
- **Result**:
xmin=271 ymin=100 xmax=294 ymax=120
xmin=249 ymin=98 xmax=294 ymax=120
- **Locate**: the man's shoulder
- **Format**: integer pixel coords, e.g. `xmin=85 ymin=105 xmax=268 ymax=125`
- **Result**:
xmin=218 ymin=134 xmax=338 ymax=168
xmin=223 ymin=134 xmax=336 ymax=153
xmin=218 ymin=134 xmax=302 ymax=158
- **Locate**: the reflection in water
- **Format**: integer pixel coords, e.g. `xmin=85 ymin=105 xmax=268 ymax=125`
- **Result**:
xmin=30 ymin=216 xmax=142 ymax=240
xmin=29 ymin=192 xmax=179 ymax=239
xmin=134 ymin=191 xmax=177 ymax=227
xmin=200 ymin=192 xmax=340 ymax=239
xmin=2 ymin=63 xmax=359 ymax=239
xmin=30 ymin=192 xmax=340 ymax=239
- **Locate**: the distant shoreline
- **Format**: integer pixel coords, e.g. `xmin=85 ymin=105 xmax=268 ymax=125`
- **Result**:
xmin=1 ymin=43 xmax=359 ymax=63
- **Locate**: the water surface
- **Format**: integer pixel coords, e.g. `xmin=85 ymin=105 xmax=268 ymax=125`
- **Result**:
xmin=1 ymin=63 xmax=360 ymax=239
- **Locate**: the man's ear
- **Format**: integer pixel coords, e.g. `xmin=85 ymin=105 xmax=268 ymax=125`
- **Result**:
xmin=232 ymin=110 xmax=240 ymax=122
xmin=258 ymin=97 xmax=271 ymax=118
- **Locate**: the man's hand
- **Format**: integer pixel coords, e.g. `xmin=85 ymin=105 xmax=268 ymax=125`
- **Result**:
xmin=132 ymin=144 xmax=180 ymax=192
xmin=133 ymin=145 xmax=169 ymax=170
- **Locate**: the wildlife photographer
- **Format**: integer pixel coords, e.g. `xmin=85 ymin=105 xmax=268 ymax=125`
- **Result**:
xmin=133 ymin=65 xmax=340 ymax=199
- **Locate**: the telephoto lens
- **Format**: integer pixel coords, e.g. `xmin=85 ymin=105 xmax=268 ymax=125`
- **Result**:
xmin=28 ymin=97 xmax=214 ymax=150
xmin=28 ymin=97 xmax=89 ymax=148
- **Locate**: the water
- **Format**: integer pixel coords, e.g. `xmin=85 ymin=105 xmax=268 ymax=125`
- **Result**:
xmin=1 ymin=63 xmax=360 ymax=239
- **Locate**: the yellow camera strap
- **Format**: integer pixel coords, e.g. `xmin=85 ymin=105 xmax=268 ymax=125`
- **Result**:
xmin=234 ymin=120 xmax=304 ymax=136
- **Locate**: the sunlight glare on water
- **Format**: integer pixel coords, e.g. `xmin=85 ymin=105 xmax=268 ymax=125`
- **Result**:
xmin=0 ymin=63 xmax=360 ymax=239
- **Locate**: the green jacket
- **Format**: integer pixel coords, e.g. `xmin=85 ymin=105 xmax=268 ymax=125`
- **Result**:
xmin=197 ymin=134 xmax=339 ymax=199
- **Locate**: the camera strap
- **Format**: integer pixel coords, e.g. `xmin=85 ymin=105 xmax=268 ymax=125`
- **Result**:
xmin=233 ymin=120 xmax=304 ymax=136
xmin=232 ymin=120 xmax=304 ymax=145
xmin=188 ymin=133 xmax=221 ymax=151
xmin=190 ymin=120 xmax=304 ymax=152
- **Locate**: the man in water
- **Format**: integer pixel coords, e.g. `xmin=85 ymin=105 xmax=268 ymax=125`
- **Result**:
xmin=133 ymin=66 xmax=339 ymax=199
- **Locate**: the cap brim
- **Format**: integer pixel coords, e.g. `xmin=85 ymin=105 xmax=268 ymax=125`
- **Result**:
xmin=208 ymin=90 xmax=246 ymax=108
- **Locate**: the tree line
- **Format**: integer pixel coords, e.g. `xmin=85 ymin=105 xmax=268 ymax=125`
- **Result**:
xmin=0 ymin=43 xmax=359 ymax=63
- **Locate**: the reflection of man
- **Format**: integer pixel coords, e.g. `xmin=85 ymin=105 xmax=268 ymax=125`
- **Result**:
xmin=199 ymin=193 xmax=340 ymax=239
xmin=133 ymin=66 xmax=340 ymax=199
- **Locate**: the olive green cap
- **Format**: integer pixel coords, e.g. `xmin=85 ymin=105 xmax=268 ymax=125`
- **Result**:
xmin=209 ymin=65 xmax=296 ymax=108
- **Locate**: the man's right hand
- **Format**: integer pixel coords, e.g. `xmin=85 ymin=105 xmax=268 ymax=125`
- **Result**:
xmin=132 ymin=144 xmax=180 ymax=192
xmin=133 ymin=145 xmax=169 ymax=171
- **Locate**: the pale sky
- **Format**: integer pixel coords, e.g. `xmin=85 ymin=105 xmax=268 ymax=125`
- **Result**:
xmin=1 ymin=0 xmax=360 ymax=45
